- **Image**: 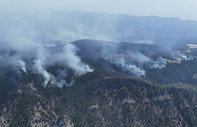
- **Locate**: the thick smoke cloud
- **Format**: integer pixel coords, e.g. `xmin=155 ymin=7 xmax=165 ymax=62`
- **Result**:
xmin=99 ymin=43 xmax=167 ymax=77
xmin=0 ymin=11 xmax=97 ymax=87
xmin=0 ymin=11 xmax=196 ymax=87
xmin=111 ymin=57 xmax=146 ymax=77
xmin=62 ymin=43 xmax=93 ymax=75
xmin=0 ymin=41 xmax=93 ymax=87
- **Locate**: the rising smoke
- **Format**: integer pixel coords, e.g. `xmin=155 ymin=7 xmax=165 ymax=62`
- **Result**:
xmin=0 ymin=11 xmax=196 ymax=87
xmin=0 ymin=11 xmax=96 ymax=87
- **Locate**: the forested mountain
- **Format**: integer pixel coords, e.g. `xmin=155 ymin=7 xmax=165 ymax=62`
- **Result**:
xmin=0 ymin=11 xmax=197 ymax=127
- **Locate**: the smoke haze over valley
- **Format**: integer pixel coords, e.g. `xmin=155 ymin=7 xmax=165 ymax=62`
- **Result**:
xmin=0 ymin=11 xmax=197 ymax=87
xmin=1 ymin=2 xmax=197 ymax=126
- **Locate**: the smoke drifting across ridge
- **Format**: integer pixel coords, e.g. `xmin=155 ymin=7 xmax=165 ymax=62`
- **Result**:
xmin=0 ymin=41 xmax=93 ymax=87
xmin=99 ymin=42 xmax=167 ymax=77
xmin=0 ymin=11 xmax=196 ymax=87
xmin=0 ymin=12 xmax=98 ymax=87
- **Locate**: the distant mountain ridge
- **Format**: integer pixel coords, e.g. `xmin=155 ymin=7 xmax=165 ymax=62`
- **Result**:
xmin=1 ymin=11 xmax=197 ymax=43
xmin=0 ymin=11 xmax=197 ymax=127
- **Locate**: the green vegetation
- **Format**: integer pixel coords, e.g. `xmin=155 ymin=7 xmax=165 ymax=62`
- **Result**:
xmin=0 ymin=70 xmax=196 ymax=127
xmin=146 ymin=59 xmax=197 ymax=86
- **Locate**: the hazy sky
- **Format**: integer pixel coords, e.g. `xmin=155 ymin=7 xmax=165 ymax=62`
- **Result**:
xmin=1 ymin=0 xmax=197 ymax=20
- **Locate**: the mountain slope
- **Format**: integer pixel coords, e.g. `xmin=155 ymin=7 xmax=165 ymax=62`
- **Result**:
xmin=0 ymin=70 xmax=197 ymax=127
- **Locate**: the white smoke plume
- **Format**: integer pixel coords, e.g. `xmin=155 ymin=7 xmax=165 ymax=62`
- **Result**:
xmin=103 ymin=55 xmax=145 ymax=77
xmin=63 ymin=43 xmax=93 ymax=75
xmin=126 ymin=64 xmax=146 ymax=77
xmin=15 ymin=60 xmax=27 ymax=73
xmin=33 ymin=59 xmax=51 ymax=85
xmin=29 ymin=43 xmax=94 ymax=87
xmin=0 ymin=11 xmax=97 ymax=87
xmin=151 ymin=57 xmax=167 ymax=69
xmin=116 ymin=57 xmax=145 ymax=77
xmin=99 ymin=44 xmax=167 ymax=77
xmin=0 ymin=11 xmax=196 ymax=87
